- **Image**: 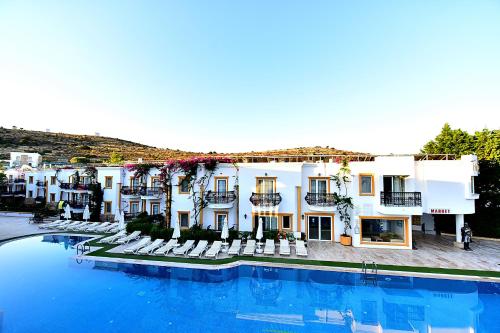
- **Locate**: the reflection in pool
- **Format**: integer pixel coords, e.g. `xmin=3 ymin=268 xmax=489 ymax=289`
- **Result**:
xmin=0 ymin=235 xmax=498 ymax=332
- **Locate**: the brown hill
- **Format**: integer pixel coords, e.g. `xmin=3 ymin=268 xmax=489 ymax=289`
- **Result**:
xmin=0 ymin=127 xmax=365 ymax=163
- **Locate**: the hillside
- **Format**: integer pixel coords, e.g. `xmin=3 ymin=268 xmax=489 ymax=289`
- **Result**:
xmin=0 ymin=127 xmax=365 ymax=163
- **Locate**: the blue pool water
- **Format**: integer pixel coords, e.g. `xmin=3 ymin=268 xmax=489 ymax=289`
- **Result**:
xmin=0 ymin=235 xmax=499 ymax=332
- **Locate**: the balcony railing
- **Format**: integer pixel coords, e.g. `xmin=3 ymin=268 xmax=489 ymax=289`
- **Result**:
xmin=120 ymin=186 xmax=141 ymax=196
xmin=66 ymin=200 xmax=91 ymax=209
xmin=10 ymin=178 xmax=25 ymax=184
xmin=0 ymin=187 xmax=25 ymax=196
xmin=380 ymin=191 xmax=422 ymax=207
xmin=60 ymin=183 xmax=92 ymax=191
xmin=205 ymin=191 xmax=237 ymax=204
xmin=305 ymin=192 xmax=336 ymax=206
xmin=250 ymin=192 xmax=282 ymax=207
xmin=140 ymin=187 xmax=162 ymax=197
xmin=36 ymin=181 xmax=46 ymax=187
xmin=124 ymin=211 xmax=141 ymax=220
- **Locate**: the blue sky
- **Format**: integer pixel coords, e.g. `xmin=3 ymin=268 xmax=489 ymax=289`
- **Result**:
xmin=0 ymin=0 xmax=499 ymax=154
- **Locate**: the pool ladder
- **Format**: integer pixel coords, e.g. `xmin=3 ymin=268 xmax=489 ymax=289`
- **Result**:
xmin=362 ymin=261 xmax=378 ymax=285
xmin=76 ymin=241 xmax=91 ymax=255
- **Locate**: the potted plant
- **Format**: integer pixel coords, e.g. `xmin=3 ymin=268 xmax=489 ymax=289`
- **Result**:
xmin=332 ymin=158 xmax=354 ymax=246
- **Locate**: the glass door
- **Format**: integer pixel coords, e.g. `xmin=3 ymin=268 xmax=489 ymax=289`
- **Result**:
xmin=308 ymin=216 xmax=332 ymax=240
xmin=216 ymin=179 xmax=227 ymax=193
xmin=257 ymin=178 xmax=275 ymax=194
xmin=310 ymin=179 xmax=328 ymax=194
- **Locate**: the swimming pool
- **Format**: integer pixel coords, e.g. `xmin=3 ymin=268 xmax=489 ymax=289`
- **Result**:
xmin=0 ymin=235 xmax=499 ymax=332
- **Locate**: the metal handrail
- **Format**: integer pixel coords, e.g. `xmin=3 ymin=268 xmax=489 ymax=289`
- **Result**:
xmin=305 ymin=192 xmax=336 ymax=206
xmin=380 ymin=191 xmax=422 ymax=207
xmin=205 ymin=190 xmax=237 ymax=204
xmin=249 ymin=192 xmax=282 ymax=206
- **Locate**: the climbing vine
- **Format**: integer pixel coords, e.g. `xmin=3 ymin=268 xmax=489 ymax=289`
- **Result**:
xmin=331 ymin=157 xmax=354 ymax=236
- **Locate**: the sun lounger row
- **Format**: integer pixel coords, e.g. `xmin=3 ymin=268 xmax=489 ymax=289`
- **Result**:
xmin=38 ymin=220 xmax=120 ymax=233
xmin=119 ymin=237 xmax=308 ymax=258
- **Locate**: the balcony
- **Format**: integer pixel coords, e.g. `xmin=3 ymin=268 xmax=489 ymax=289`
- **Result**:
xmin=305 ymin=192 xmax=336 ymax=212
xmin=205 ymin=190 xmax=237 ymax=209
xmin=380 ymin=191 xmax=422 ymax=207
xmin=36 ymin=181 xmax=46 ymax=187
xmin=59 ymin=183 xmax=92 ymax=192
xmin=120 ymin=186 xmax=141 ymax=198
xmin=0 ymin=187 xmax=25 ymax=196
xmin=124 ymin=211 xmax=141 ymax=221
xmin=9 ymin=178 xmax=25 ymax=184
xmin=250 ymin=192 xmax=282 ymax=211
xmin=140 ymin=187 xmax=162 ymax=199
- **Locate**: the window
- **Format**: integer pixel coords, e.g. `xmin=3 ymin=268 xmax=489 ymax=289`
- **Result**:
xmin=361 ymin=217 xmax=407 ymax=245
xmin=359 ymin=174 xmax=374 ymax=196
xmin=470 ymin=176 xmax=476 ymax=194
xmin=179 ymin=177 xmax=190 ymax=194
xmin=383 ymin=176 xmax=405 ymax=192
xmin=29 ymin=176 xmax=34 ymax=184
xmin=130 ymin=177 xmax=142 ymax=188
xmin=104 ymin=201 xmax=112 ymax=214
xmin=130 ymin=202 xmax=140 ymax=213
xmin=179 ymin=212 xmax=190 ymax=228
xmin=50 ymin=193 xmax=56 ymax=202
xmin=151 ymin=177 xmax=161 ymax=188
xmin=50 ymin=176 xmax=56 ymax=185
xmin=151 ymin=203 xmax=160 ymax=215
xmin=28 ymin=190 xmax=33 ymax=198
xmin=281 ymin=215 xmax=291 ymax=229
xmin=310 ymin=178 xmax=328 ymax=193
xmin=215 ymin=177 xmax=228 ymax=193
xmin=256 ymin=177 xmax=276 ymax=193
xmin=215 ymin=212 xmax=228 ymax=231
xmin=104 ymin=176 xmax=113 ymax=189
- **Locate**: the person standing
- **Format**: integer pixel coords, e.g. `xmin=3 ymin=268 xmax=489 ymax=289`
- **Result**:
xmin=461 ymin=222 xmax=473 ymax=251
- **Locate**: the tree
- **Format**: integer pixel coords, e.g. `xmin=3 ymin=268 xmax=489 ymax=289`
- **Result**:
xmin=109 ymin=152 xmax=124 ymax=164
xmin=421 ymin=124 xmax=500 ymax=238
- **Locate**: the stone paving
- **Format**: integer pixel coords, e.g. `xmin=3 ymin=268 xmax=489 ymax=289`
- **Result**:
xmin=1 ymin=216 xmax=499 ymax=272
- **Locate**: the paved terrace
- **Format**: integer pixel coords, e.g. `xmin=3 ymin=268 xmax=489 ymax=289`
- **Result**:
xmin=1 ymin=216 xmax=499 ymax=272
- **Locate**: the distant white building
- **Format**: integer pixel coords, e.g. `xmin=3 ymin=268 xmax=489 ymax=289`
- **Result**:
xmin=21 ymin=153 xmax=480 ymax=250
xmin=9 ymin=152 xmax=42 ymax=168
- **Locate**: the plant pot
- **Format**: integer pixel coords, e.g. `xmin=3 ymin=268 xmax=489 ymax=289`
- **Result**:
xmin=340 ymin=235 xmax=352 ymax=246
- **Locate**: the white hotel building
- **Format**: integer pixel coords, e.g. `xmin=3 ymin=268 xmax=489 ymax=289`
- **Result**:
xmin=19 ymin=154 xmax=479 ymax=250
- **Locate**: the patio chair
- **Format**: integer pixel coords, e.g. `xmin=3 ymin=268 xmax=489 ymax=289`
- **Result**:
xmin=295 ymin=240 xmax=308 ymax=257
xmin=153 ymin=239 xmax=178 ymax=256
xmin=173 ymin=240 xmax=196 ymax=256
xmin=87 ymin=222 xmax=111 ymax=232
xmin=80 ymin=222 xmax=100 ymax=231
xmin=188 ymin=240 xmax=209 ymax=258
xmin=242 ymin=240 xmax=256 ymax=256
xmin=227 ymin=239 xmax=242 ymax=255
xmin=204 ymin=241 xmax=222 ymax=259
xmin=137 ymin=239 xmax=164 ymax=255
xmin=263 ymin=239 xmax=276 ymax=255
xmin=279 ymin=239 xmax=291 ymax=256
xmin=116 ymin=231 xmax=141 ymax=244
xmin=123 ymin=237 xmax=151 ymax=254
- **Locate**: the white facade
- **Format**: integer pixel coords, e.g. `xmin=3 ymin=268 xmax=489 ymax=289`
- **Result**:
xmin=13 ymin=154 xmax=479 ymax=250
xmin=9 ymin=152 xmax=42 ymax=168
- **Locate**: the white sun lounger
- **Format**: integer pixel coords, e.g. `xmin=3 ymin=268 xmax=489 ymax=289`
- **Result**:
xmin=70 ymin=222 xmax=92 ymax=231
xmin=48 ymin=220 xmax=72 ymax=229
xmin=87 ymin=222 xmax=111 ymax=232
xmin=153 ymin=239 xmax=178 ymax=256
xmin=205 ymin=241 xmax=222 ymax=259
xmin=227 ymin=239 xmax=242 ymax=255
xmin=243 ymin=240 xmax=256 ymax=256
xmin=123 ymin=237 xmax=151 ymax=254
xmin=137 ymin=239 xmax=164 ymax=255
xmin=39 ymin=220 xmax=64 ymax=229
xmin=79 ymin=222 xmax=100 ymax=231
xmin=188 ymin=240 xmax=209 ymax=258
xmin=279 ymin=239 xmax=291 ymax=256
xmin=116 ymin=231 xmax=141 ymax=244
xmin=99 ymin=230 xmax=126 ymax=243
xmin=59 ymin=221 xmax=83 ymax=230
xmin=103 ymin=224 xmax=120 ymax=233
xmin=295 ymin=240 xmax=308 ymax=257
xmin=263 ymin=239 xmax=276 ymax=255
xmin=173 ymin=240 xmax=196 ymax=256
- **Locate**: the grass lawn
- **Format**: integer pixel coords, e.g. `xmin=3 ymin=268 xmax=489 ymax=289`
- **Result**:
xmin=85 ymin=238 xmax=500 ymax=279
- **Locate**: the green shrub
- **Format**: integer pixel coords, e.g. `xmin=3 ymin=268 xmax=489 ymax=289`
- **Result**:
xmin=126 ymin=222 xmax=153 ymax=234
xmin=150 ymin=225 xmax=173 ymax=240
xmin=69 ymin=156 xmax=90 ymax=164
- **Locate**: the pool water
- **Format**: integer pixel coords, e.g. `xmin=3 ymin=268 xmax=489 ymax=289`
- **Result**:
xmin=0 ymin=235 xmax=499 ymax=333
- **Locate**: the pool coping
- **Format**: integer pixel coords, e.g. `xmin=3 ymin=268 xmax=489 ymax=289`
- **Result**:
xmin=79 ymin=253 xmax=500 ymax=283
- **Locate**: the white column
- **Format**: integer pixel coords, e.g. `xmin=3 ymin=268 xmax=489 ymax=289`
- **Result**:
xmin=455 ymin=214 xmax=464 ymax=243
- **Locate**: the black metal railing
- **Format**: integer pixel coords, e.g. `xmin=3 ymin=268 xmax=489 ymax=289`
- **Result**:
xmin=124 ymin=212 xmax=141 ymax=220
xmin=249 ymin=192 xmax=282 ymax=207
xmin=36 ymin=181 xmax=46 ymax=187
xmin=10 ymin=178 xmax=25 ymax=184
xmin=66 ymin=200 xmax=91 ymax=209
xmin=305 ymin=192 xmax=336 ymax=206
xmin=205 ymin=191 xmax=237 ymax=204
xmin=0 ymin=187 xmax=25 ymax=195
xmin=140 ymin=187 xmax=162 ymax=197
xmin=60 ymin=183 xmax=92 ymax=191
xmin=380 ymin=191 xmax=422 ymax=207
xmin=120 ymin=186 xmax=141 ymax=196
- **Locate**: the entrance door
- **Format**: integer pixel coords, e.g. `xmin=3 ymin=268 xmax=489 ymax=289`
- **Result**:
xmin=308 ymin=216 xmax=332 ymax=240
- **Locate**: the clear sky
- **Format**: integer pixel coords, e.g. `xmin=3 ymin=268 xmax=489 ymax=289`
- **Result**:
xmin=0 ymin=0 xmax=499 ymax=154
